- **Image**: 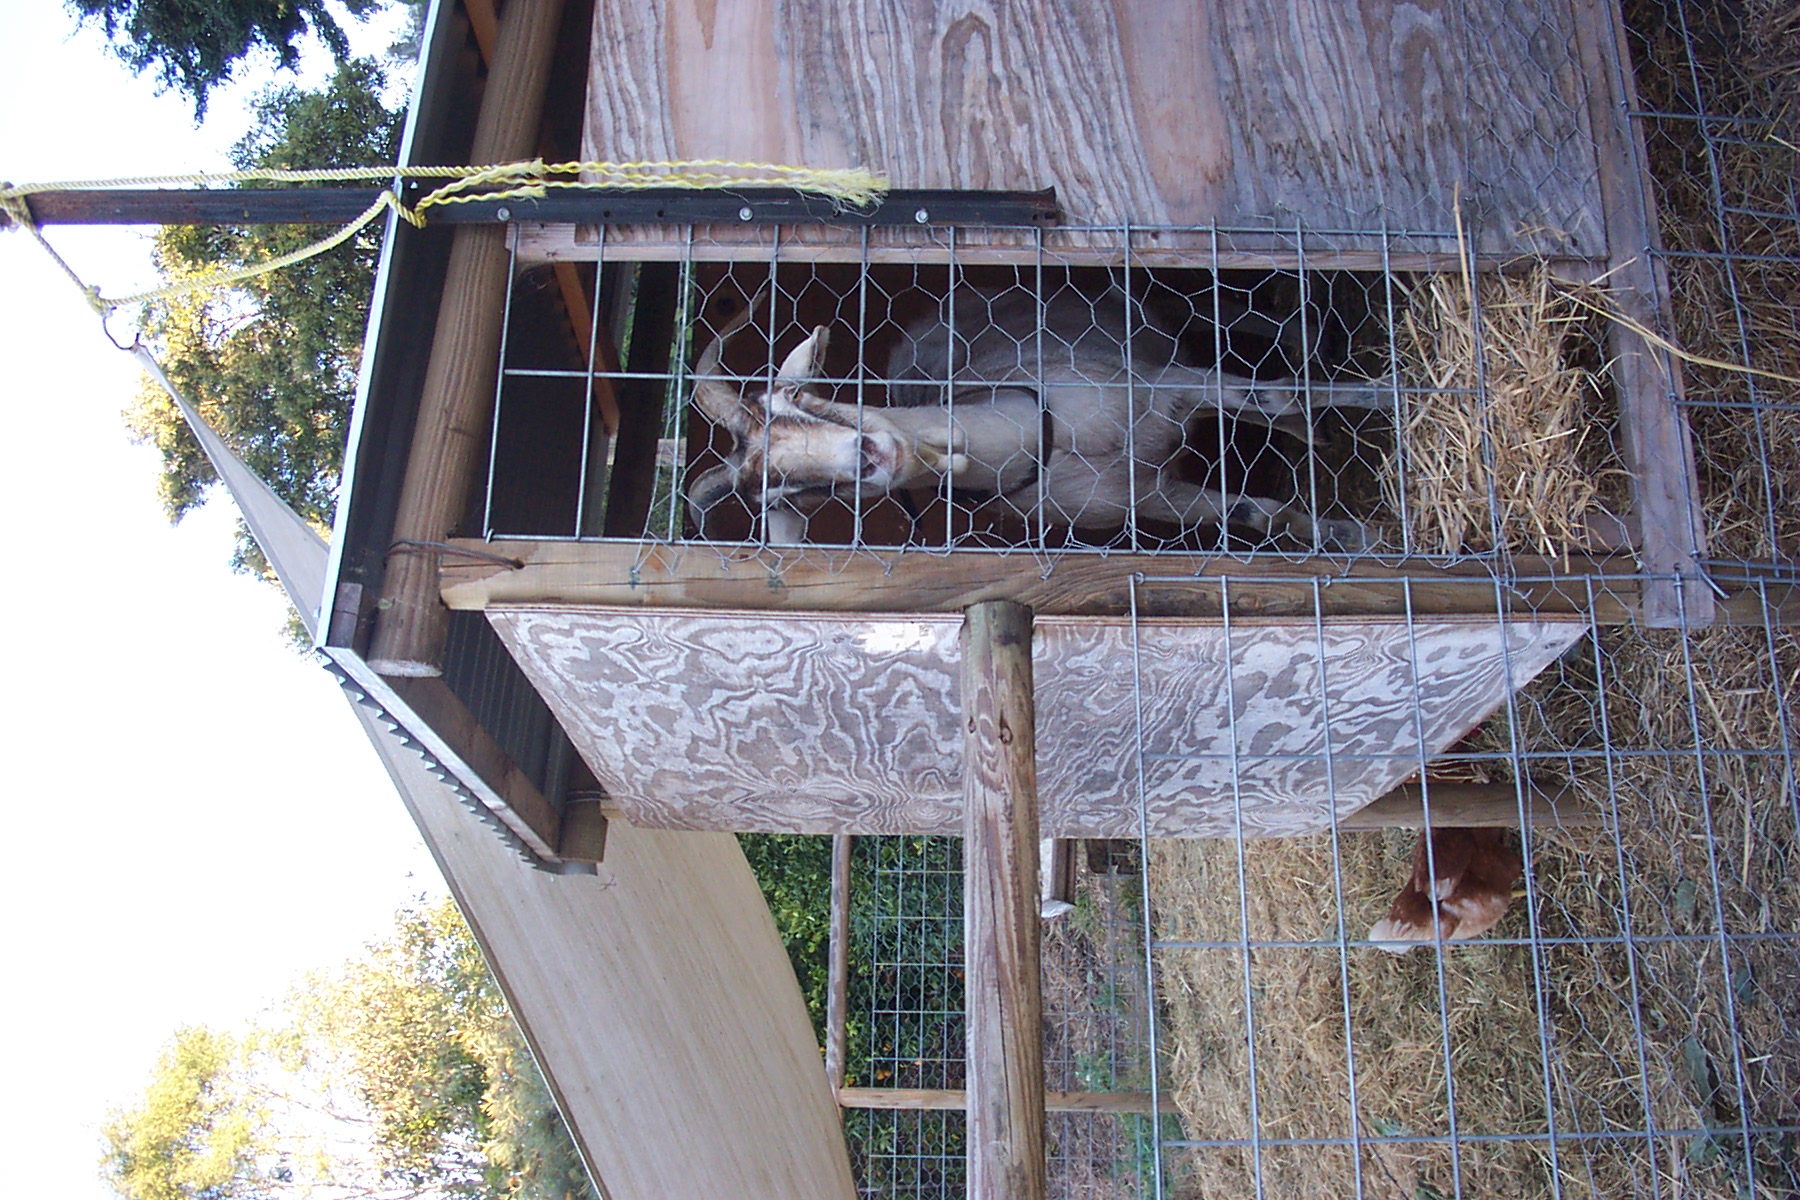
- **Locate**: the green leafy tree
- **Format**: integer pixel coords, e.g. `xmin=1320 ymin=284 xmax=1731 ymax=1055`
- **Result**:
xmin=738 ymin=833 xmax=837 ymax=1035
xmin=100 ymin=1027 xmax=264 ymax=1200
xmin=69 ymin=0 xmax=382 ymax=117
xmin=100 ymin=899 xmax=597 ymax=1200
xmin=125 ymin=59 xmax=398 ymax=611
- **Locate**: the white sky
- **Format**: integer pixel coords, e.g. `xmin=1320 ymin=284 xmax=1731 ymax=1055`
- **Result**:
xmin=0 ymin=5 xmax=444 ymax=1196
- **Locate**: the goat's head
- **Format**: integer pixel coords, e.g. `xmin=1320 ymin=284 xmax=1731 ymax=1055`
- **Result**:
xmin=685 ymin=293 xmax=965 ymax=540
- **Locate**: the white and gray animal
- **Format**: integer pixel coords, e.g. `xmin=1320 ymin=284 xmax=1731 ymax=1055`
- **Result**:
xmin=686 ymin=286 xmax=1392 ymax=546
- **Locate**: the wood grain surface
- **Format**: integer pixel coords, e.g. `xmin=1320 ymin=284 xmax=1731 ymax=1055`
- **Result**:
xmin=486 ymin=609 xmax=1586 ymax=836
xmin=440 ymin=539 xmax=1658 ymax=621
xmin=368 ymin=0 xmax=568 ymax=675
xmin=960 ymin=602 xmax=1046 ymax=1200
xmin=349 ymin=701 xmax=858 ymax=1199
xmin=583 ymin=0 xmax=1607 ymax=257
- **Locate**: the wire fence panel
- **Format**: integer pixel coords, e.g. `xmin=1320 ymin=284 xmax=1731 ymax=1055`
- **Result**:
xmin=841 ymin=836 xmax=1177 ymax=1199
xmin=1135 ymin=574 xmax=1797 ymax=1199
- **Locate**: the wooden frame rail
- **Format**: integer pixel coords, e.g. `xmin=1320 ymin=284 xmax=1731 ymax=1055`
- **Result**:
xmin=838 ymin=1088 xmax=1178 ymax=1116
xmin=440 ymin=540 xmax=1796 ymax=626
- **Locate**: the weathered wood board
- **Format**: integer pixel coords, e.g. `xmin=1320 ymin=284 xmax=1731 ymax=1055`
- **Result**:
xmin=487 ymin=609 xmax=1586 ymax=837
xmin=583 ymin=0 xmax=1607 ymax=257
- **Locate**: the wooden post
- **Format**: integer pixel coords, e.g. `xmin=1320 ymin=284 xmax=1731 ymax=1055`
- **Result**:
xmin=961 ymin=600 xmax=1046 ymax=1200
xmin=1572 ymin=0 xmax=1712 ymax=629
xmin=824 ymin=833 xmax=853 ymax=1095
xmin=367 ymin=0 xmax=567 ymax=676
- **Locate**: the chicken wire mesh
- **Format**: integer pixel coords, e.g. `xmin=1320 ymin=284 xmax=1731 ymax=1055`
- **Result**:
xmin=482 ymin=236 xmax=1651 ymax=567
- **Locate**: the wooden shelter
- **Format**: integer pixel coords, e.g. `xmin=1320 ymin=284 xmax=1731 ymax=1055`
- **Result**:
xmin=311 ymin=0 xmax=1756 ymax=1194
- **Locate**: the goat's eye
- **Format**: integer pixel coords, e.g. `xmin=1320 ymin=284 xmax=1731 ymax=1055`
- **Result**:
xmin=859 ymin=436 xmax=879 ymax=479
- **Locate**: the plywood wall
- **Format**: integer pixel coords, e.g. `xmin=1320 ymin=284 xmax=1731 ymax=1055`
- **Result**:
xmin=584 ymin=0 xmax=1609 ymax=257
xmin=489 ymin=610 xmax=1586 ymax=837
xmin=352 ymin=698 xmax=858 ymax=1199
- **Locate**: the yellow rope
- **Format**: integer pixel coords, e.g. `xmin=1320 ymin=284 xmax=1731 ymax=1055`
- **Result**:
xmin=1 ymin=159 xmax=888 ymax=314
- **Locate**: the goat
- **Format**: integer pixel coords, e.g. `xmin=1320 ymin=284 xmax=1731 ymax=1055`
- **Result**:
xmin=686 ymin=285 xmax=1392 ymax=547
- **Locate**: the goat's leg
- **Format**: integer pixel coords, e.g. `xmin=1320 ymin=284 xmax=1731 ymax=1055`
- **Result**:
xmin=1143 ymin=477 xmax=1372 ymax=551
xmin=1228 ymin=375 xmax=1401 ymax=420
xmin=1147 ymin=365 xmax=1400 ymax=424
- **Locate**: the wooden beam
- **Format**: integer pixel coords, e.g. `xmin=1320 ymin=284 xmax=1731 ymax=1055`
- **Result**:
xmin=824 ymin=833 xmax=853 ymax=1095
xmin=440 ymin=540 xmax=1799 ymax=625
xmin=550 ymin=262 xmax=622 ymax=434
xmin=1572 ymin=0 xmax=1712 ymax=629
xmin=462 ymin=0 xmax=498 ymax=62
xmin=464 ymin=0 xmax=621 ymax=447
xmin=1338 ymin=782 xmax=1599 ymax=830
xmin=367 ymin=0 xmax=567 ymax=676
xmin=556 ymin=796 xmax=609 ymax=862
xmin=838 ymin=1088 xmax=1177 ymax=1115
xmin=962 ymin=601 xmax=1047 ymax=1200
xmin=440 ymin=539 xmax=1622 ymax=619
xmin=513 ymin=222 xmax=1603 ymax=274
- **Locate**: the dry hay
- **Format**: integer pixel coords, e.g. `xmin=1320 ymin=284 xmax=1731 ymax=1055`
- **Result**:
xmin=1383 ymin=266 xmax=1630 ymax=561
xmin=1626 ymin=0 xmax=1799 ymax=564
xmin=1147 ymin=624 xmax=1799 ymax=1200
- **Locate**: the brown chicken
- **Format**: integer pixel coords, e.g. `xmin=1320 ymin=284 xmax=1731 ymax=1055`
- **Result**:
xmin=1367 ymin=827 xmax=1523 ymax=952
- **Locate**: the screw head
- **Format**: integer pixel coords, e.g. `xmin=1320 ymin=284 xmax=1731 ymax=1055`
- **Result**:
xmin=738 ymin=206 xmax=754 ymax=221
xmin=914 ymin=207 xmax=930 ymax=224
xmin=495 ymin=206 xmax=512 ymax=222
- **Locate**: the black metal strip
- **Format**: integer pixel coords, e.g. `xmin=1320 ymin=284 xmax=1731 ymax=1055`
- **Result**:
xmin=17 ymin=185 xmax=1060 ymax=228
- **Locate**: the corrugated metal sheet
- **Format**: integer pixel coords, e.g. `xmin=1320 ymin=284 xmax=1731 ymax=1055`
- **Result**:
xmin=441 ymin=609 xmax=573 ymax=805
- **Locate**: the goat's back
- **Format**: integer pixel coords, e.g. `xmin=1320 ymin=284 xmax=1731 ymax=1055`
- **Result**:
xmin=885 ymin=286 xmax=1183 ymax=407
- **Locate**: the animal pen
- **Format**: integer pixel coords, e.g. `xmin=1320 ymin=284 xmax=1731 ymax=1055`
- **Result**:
xmin=287 ymin=0 xmax=1794 ymax=1195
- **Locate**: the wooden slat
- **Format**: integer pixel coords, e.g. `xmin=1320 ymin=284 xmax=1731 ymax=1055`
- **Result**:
xmin=549 ymin=261 xmax=621 ymax=435
xmin=1337 ymin=782 xmax=1599 ymax=830
xmin=1570 ymin=0 xmax=1711 ymax=628
xmin=442 ymin=540 xmax=1799 ymax=625
xmin=367 ymin=0 xmax=568 ymax=676
xmin=517 ymin=221 xmax=1598 ymax=274
xmin=462 ymin=0 xmax=499 ymax=62
xmin=824 ymin=833 xmax=853 ymax=1094
xmin=962 ymin=601 xmax=1047 ymax=1200
xmin=838 ymin=1088 xmax=1177 ymax=1115
xmin=442 ymin=538 xmax=1632 ymax=620
xmin=1039 ymin=838 xmax=1075 ymax=914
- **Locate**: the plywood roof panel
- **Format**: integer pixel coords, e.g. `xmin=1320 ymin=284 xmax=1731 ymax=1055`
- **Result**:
xmin=489 ymin=610 xmax=1586 ymax=837
xmin=583 ymin=0 xmax=1609 ymax=257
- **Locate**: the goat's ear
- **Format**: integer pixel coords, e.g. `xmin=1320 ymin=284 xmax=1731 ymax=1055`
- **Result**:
xmin=777 ymin=325 xmax=829 ymax=382
xmin=686 ymin=462 xmax=739 ymax=536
